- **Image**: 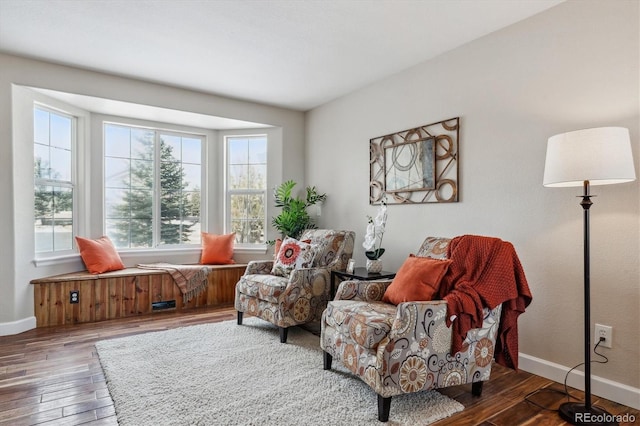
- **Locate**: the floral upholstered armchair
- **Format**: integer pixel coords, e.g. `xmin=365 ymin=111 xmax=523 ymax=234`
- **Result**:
xmin=235 ymin=229 xmax=355 ymax=343
xmin=321 ymin=237 xmax=505 ymax=422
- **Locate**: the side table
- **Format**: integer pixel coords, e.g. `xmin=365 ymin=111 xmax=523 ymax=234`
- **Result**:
xmin=330 ymin=267 xmax=396 ymax=299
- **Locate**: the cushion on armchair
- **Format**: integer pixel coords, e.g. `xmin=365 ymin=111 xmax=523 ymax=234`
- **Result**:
xmin=324 ymin=300 xmax=397 ymax=349
xmin=271 ymin=237 xmax=316 ymax=277
xmin=382 ymin=255 xmax=452 ymax=305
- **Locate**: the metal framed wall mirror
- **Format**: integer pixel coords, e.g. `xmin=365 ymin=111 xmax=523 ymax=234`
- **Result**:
xmin=370 ymin=117 xmax=459 ymax=205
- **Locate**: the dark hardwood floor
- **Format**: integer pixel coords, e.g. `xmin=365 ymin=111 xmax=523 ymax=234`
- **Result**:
xmin=0 ymin=306 xmax=637 ymax=425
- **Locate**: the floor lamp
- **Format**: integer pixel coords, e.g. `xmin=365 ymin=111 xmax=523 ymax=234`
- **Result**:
xmin=543 ymin=127 xmax=636 ymax=426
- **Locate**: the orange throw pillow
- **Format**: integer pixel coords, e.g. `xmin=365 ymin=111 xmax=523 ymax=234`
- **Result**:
xmin=200 ymin=232 xmax=236 ymax=265
xmin=382 ymin=255 xmax=452 ymax=305
xmin=75 ymin=236 xmax=125 ymax=274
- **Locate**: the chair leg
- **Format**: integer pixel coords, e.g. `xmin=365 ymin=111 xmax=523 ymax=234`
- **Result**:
xmin=377 ymin=394 xmax=391 ymax=422
xmin=237 ymin=311 xmax=243 ymax=325
xmin=323 ymin=351 xmax=332 ymax=370
xmin=279 ymin=327 xmax=288 ymax=343
xmin=472 ymin=381 xmax=483 ymax=397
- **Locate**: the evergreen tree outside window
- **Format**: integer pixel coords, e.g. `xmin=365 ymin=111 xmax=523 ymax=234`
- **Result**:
xmin=226 ymin=135 xmax=267 ymax=244
xmin=34 ymin=106 xmax=75 ymax=254
xmin=104 ymin=123 xmax=203 ymax=249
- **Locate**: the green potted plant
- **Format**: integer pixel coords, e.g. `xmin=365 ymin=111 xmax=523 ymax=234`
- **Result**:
xmin=271 ymin=180 xmax=327 ymax=241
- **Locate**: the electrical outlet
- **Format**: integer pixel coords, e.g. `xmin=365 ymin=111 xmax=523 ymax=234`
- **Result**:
xmin=594 ymin=324 xmax=612 ymax=348
xmin=69 ymin=290 xmax=79 ymax=304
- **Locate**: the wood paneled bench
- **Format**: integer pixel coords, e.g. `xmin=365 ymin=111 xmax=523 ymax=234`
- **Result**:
xmin=30 ymin=264 xmax=248 ymax=327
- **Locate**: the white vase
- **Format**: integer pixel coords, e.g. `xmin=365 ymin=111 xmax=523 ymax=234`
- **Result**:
xmin=366 ymin=259 xmax=383 ymax=273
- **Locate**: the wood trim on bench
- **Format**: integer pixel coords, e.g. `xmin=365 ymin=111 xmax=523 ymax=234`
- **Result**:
xmin=30 ymin=264 xmax=247 ymax=327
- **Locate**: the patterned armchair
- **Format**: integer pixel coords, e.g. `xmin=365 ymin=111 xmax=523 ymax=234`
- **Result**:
xmin=320 ymin=237 xmax=503 ymax=422
xmin=235 ymin=229 xmax=355 ymax=343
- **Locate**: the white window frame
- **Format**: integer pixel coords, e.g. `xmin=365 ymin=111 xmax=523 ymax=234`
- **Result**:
xmin=103 ymin=121 xmax=206 ymax=250
xmin=33 ymin=103 xmax=78 ymax=258
xmin=224 ymin=134 xmax=268 ymax=248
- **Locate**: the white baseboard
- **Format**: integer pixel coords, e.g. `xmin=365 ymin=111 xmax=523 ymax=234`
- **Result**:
xmin=519 ymin=352 xmax=640 ymax=410
xmin=0 ymin=316 xmax=36 ymax=336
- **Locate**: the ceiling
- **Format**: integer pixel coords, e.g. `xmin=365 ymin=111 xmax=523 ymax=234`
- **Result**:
xmin=0 ymin=0 xmax=563 ymax=112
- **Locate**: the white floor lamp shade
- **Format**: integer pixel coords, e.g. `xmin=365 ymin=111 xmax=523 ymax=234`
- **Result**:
xmin=544 ymin=127 xmax=636 ymax=188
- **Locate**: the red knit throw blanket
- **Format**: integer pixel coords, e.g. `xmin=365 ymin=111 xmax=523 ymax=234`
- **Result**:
xmin=439 ymin=235 xmax=532 ymax=370
xmin=137 ymin=263 xmax=210 ymax=303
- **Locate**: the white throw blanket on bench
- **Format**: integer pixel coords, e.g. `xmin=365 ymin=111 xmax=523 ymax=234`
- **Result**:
xmin=137 ymin=263 xmax=210 ymax=303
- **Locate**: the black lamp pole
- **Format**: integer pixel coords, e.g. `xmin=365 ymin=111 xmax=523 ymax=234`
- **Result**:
xmin=558 ymin=180 xmax=617 ymax=426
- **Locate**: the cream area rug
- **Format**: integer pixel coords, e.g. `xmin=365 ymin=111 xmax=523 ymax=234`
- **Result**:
xmin=95 ymin=317 xmax=464 ymax=426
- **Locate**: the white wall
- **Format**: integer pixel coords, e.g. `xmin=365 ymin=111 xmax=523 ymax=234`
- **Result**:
xmin=0 ymin=53 xmax=305 ymax=333
xmin=305 ymin=0 xmax=639 ymax=401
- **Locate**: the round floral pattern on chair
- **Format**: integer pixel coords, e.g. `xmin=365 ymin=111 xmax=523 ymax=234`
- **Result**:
xmin=365 ymin=282 xmax=384 ymax=301
xmin=440 ymin=362 xmax=468 ymax=387
xmin=473 ymin=338 xmax=494 ymax=368
xmin=293 ymin=298 xmax=311 ymax=321
xmin=431 ymin=322 xmax=452 ymax=353
xmin=399 ymin=356 xmax=428 ymax=393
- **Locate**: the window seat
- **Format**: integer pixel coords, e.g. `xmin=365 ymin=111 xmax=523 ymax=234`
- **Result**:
xmin=30 ymin=264 xmax=247 ymax=327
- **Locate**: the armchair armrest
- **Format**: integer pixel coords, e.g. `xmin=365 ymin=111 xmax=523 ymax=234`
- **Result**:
xmin=334 ymin=279 xmax=393 ymax=302
xmin=377 ymin=300 xmax=502 ymax=391
xmin=284 ymin=266 xmax=332 ymax=298
xmin=245 ymin=260 xmax=274 ymax=275
xmin=388 ymin=300 xmax=449 ymax=342
xmin=374 ymin=300 xmax=451 ymax=392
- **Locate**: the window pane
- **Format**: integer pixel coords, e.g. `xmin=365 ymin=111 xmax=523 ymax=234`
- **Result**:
xmin=50 ymin=146 xmax=71 ymax=182
xmin=131 ymin=160 xmax=153 ymax=189
xmin=104 ymin=124 xmax=131 ymax=158
xmin=160 ymin=191 xmax=195 ymax=245
xmin=106 ymin=219 xmax=131 ymax=248
xmin=228 ymin=138 xmax=248 ymax=164
xmin=105 ymin=188 xmax=129 ymax=219
xmin=129 ymin=189 xmax=153 ymax=219
xmin=230 ymin=194 xmax=247 ymax=216
xmin=131 ymin=129 xmax=153 ymax=160
xmin=34 ymin=143 xmax=50 ymax=179
xmin=248 ymin=138 xmax=267 ymax=164
xmin=182 ymin=137 xmax=201 ymax=164
xmin=247 ymin=194 xmax=265 ymax=219
xmin=228 ymin=165 xmax=247 ymax=189
xmin=35 ymin=224 xmax=53 ymax=253
xmin=50 ymin=113 xmax=72 ymax=150
xmin=130 ymin=219 xmax=153 ymax=248
xmin=34 ymin=186 xmax=73 ymax=253
xmin=105 ymin=158 xmax=130 ymax=189
xmin=247 ymin=219 xmax=265 ymax=244
xmin=34 ymin=185 xmax=53 ymax=252
xmin=184 ymin=220 xmax=201 ymax=244
xmin=183 ymin=190 xmax=200 ymax=218
xmin=162 ymin=135 xmax=181 ymax=162
xmin=230 ymin=220 xmax=245 ymax=243
xmin=52 ymin=187 xmax=73 ymax=251
xmin=34 ymin=108 xmax=49 ymax=145
xmin=182 ymin=164 xmax=201 ymax=191
xmin=230 ymin=193 xmax=264 ymax=244
xmin=248 ymin=165 xmax=266 ymax=190
xmin=52 ymin=187 xmax=73 ymax=223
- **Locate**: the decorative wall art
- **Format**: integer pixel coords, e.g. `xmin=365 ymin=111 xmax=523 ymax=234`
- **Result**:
xmin=369 ymin=117 xmax=459 ymax=205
